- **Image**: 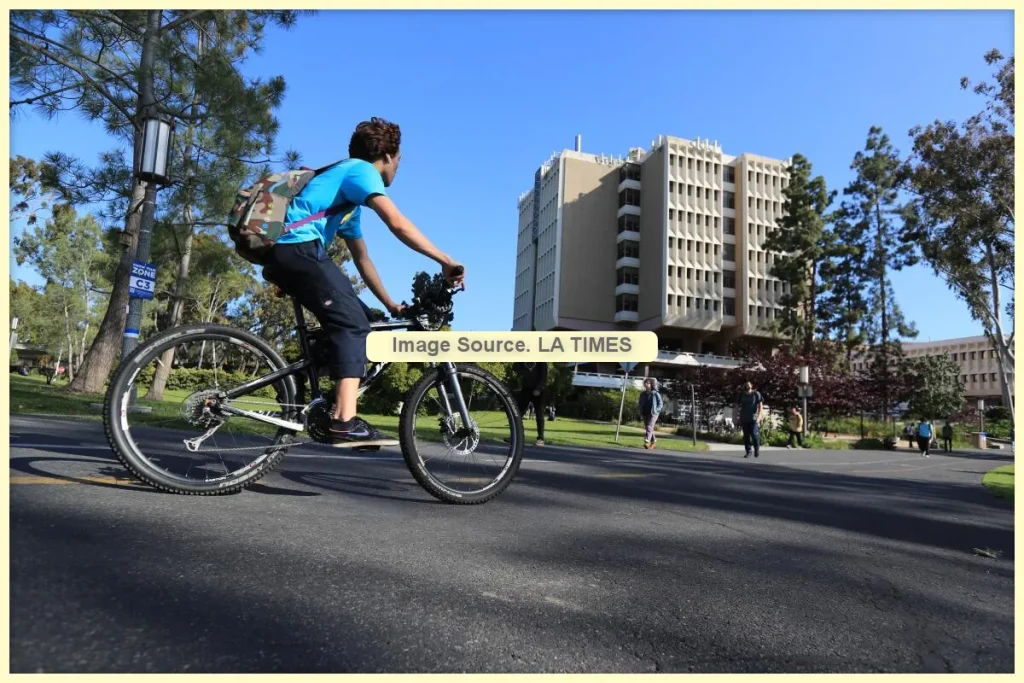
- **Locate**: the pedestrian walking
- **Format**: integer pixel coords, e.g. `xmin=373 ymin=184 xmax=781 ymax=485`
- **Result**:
xmin=916 ymin=418 xmax=933 ymax=457
xmin=941 ymin=421 xmax=954 ymax=452
xmin=638 ymin=378 xmax=663 ymax=449
xmin=512 ymin=362 xmax=548 ymax=447
xmin=786 ymin=406 xmax=805 ymax=449
xmin=737 ymin=380 xmax=763 ymax=459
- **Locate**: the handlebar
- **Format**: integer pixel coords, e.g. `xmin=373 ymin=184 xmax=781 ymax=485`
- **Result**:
xmin=396 ymin=265 xmax=465 ymax=324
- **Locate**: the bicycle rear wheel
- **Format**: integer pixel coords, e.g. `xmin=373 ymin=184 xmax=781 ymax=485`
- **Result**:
xmin=103 ymin=324 xmax=299 ymax=495
xmin=399 ymin=364 xmax=525 ymax=504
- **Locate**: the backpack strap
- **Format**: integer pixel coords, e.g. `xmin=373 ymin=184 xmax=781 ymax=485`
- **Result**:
xmin=283 ymin=158 xmax=351 ymax=233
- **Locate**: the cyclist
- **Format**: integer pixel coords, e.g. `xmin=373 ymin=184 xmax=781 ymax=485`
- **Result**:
xmin=262 ymin=117 xmax=464 ymax=448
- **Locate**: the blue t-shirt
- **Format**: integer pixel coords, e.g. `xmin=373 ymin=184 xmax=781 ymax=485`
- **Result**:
xmin=276 ymin=158 xmax=387 ymax=246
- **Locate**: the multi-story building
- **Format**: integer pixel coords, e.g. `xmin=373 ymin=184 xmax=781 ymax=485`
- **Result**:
xmin=513 ymin=133 xmax=792 ymax=381
xmin=851 ymin=335 xmax=1015 ymax=405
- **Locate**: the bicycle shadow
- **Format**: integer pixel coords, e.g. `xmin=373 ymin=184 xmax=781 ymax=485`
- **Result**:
xmin=277 ymin=470 xmax=439 ymax=504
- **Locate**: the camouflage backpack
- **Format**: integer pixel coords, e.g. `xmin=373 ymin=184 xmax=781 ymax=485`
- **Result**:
xmin=227 ymin=160 xmax=351 ymax=265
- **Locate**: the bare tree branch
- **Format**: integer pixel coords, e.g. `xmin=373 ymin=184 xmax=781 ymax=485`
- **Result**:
xmin=157 ymin=10 xmax=212 ymax=36
xmin=10 ymin=84 xmax=81 ymax=106
xmin=10 ymin=22 xmax=141 ymax=96
xmin=11 ymin=34 xmax=139 ymax=129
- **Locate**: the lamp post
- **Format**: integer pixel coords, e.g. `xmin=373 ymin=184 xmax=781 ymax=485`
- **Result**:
xmin=121 ymin=114 xmax=174 ymax=405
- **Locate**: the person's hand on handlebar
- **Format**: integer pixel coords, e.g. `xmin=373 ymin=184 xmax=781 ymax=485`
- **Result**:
xmin=441 ymin=260 xmax=465 ymax=287
xmin=387 ymin=302 xmax=407 ymax=318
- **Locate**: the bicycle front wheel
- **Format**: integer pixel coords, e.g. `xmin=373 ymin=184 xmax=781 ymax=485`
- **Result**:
xmin=103 ymin=324 xmax=299 ymax=495
xmin=400 ymin=364 xmax=525 ymax=504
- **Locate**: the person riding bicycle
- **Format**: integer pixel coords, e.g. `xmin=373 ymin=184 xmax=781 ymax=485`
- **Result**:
xmin=262 ymin=117 xmax=464 ymax=448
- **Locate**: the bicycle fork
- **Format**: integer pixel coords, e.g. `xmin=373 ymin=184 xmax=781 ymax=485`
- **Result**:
xmin=434 ymin=362 xmax=473 ymax=432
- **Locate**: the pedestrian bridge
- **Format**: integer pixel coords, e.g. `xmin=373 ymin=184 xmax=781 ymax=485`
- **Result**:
xmin=571 ymin=350 xmax=748 ymax=389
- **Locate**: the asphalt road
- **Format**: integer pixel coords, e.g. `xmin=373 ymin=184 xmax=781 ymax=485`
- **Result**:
xmin=9 ymin=414 xmax=1014 ymax=673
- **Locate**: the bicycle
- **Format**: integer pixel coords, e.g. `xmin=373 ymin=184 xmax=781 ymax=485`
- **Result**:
xmin=102 ymin=269 xmax=526 ymax=505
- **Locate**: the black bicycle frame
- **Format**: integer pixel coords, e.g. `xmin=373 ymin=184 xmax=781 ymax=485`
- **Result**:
xmin=222 ymin=297 xmax=474 ymax=430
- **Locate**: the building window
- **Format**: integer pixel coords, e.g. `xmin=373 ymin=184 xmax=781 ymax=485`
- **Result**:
xmin=724 ymin=166 xmax=736 ymax=184
xmin=687 ymin=185 xmax=693 ymax=197
xmin=713 ymin=300 xmax=719 ymax=312
xmin=617 ymin=241 xmax=640 ymax=259
xmin=687 ymin=158 xmax=693 ymax=169
xmin=724 ymin=298 xmax=735 ymax=316
xmin=617 ymin=267 xmax=640 ymax=285
xmin=714 ymin=190 xmax=720 ymax=202
xmin=668 ymin=208 xmax=675 ymax=221
xmin=748 ymin=171 xmax=753 ymax=183
xmin=616 ymin=293 xmax=639 ymax=312
xmin=724 ymin=217 xmax=735 ymax=235
xmin=723 ymin=270 xmax=736 ymax=289
xmin=669 ymin=181 xmax=676 ymax=194
xmin=688 ymin=212 xmax=694 ymax=225
xmin=618 ymin=213 xmax=639 ymax=233
xmin=618 ymin=188 xmax=641 ymax=207
xmin=668 ymin=236 xmax=674 ymax=249
xmin=723 ymin=244 xmax=735 ymax=262
xmin=713 ymin=271 xmax=719 ymax=283
xmin=748 ymin=196 xmax=753 ymax=208
xmin=697 ymin=160 xmax=703 ymax=172
xmin=724 ymin=192 xmax=735 ymax=209
xmin=714 ymin=216 xmax=721 ymax=230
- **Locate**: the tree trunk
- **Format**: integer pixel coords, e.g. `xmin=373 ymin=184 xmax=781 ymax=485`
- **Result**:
xmin=65 ymin=9 xmax=162 ymax=395
xmin=875 ymin=201 xmax=889 ymax=416
xmin=49 ymin=345 xmax=64 ymax=386
xmin=985 ymin=243 xmax=1015 ymax=423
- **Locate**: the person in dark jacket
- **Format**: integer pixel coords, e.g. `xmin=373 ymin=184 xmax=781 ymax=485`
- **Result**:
xmin=638 ymin=377 xmax=664 ymax=449
xmin=513 ymin=362 xmax=548 ymax=446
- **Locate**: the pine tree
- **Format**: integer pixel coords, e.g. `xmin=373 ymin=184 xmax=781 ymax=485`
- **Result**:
xmin=840 ymin=126 xmax=919 ymax=414
xmin=763 ymin=153 xmax=836 ymax=355
xmin=10 ymin=10 xmax=306 ymax=394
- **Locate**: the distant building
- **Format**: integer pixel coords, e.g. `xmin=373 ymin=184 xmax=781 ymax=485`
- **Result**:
xmin=851 ymin=335 xmax=1014 ymax=405
xmin=513 ymin=133 xmax=793 ymax=385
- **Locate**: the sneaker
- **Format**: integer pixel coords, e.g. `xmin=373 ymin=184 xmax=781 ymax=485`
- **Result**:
xmin=328 ymin=416 xmax=399 ymax=448
xmin=744 ymin=452 xmax=750 ymax=459
xmin=535 ymin=439 xmax=545 ymax=447
xmin=786 ymin=445 xmax=793 ymax=450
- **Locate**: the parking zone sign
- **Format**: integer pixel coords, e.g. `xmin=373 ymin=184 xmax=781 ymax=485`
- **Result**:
xmin=130 ymin=261 xmax=157 ymax=300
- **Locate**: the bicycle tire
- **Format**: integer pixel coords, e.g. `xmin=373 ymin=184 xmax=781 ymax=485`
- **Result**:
xmin=399 ymin=364 xmax=525 ymax=504
xmin=103 ymin=324 xmax=299 ymax=496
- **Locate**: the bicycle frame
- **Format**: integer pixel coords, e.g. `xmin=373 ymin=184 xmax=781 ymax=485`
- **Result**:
xmin=217 ymin=297 xmax=474 ymax=434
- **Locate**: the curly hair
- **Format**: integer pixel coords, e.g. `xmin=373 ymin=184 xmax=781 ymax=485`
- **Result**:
xmin=348 ymin=117 xmax=401 ymax=162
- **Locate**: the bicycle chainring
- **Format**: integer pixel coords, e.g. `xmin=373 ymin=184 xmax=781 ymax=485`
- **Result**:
xmin=305 ymin=399 xmax=333 ymax=444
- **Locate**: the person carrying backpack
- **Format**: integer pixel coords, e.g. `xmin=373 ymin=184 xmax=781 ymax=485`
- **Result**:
xmin=638 ymin=378 xmax=663 ymax=449
xmin=916 ymin=418 xmax=933 ymax=457
xmin=230 ymin=118 xmax=464 ymax=448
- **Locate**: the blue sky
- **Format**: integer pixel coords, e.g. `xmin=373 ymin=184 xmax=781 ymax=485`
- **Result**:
xmin=9 ymin=9 xmax=1014 ymax=341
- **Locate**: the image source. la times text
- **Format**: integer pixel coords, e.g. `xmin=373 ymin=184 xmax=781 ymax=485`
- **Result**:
xmin=366 ymin=331 xmax=659 ymax=363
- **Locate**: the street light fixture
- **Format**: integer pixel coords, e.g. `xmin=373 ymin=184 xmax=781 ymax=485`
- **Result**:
xmin=137 ymin=115 xmax=174 ymax=185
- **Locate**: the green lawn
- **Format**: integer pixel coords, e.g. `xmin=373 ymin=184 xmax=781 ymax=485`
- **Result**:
xmin=982 ymin=464 xmax=1014 ymax=501
xmin=9 ymin=373 xmax=707 ymax=452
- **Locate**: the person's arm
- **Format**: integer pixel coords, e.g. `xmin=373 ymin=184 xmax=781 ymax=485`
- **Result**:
xmin=366 ymin=194 xmax=465 ymax=285
xmin=756 ymin=394 xmax=763 ymax=422
xmin=344 ymin=236 xmax=403 ymax=317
